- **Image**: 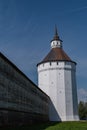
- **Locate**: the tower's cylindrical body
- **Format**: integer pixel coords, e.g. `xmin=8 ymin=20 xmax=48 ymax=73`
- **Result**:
xmin=37 ymin=28 xmax=79 ymax=121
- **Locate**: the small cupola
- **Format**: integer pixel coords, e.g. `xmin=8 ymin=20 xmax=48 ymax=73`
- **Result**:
xmin=51 ymin=26 xmax=62 ymax=48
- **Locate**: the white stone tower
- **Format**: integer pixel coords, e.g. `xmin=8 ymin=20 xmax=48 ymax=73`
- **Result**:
xmin=37 ymin=27 xmax=79 ymax=121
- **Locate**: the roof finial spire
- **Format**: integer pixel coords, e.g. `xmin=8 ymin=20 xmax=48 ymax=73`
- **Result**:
xmin=55 ymin=25 xmax=58 ymax=37
xmin=53 ymin=25 xmax=59 ymax=40
xmin=53 ymin=25 xmax=62 ymax=42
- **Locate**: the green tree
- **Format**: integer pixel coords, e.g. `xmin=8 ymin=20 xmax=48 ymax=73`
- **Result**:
xmin=85 ymin=102 xmax=87 ymax=118
xmin=78 ymin=101 xmax=86 ymax=120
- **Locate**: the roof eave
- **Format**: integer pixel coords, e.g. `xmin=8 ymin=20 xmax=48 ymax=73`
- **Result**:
xmin=37 ymin=60 xmax=77 ymax=66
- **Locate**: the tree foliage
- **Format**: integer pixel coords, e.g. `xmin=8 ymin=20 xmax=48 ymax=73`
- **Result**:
xmin=78 ymin=101 xmax=87 ymax=120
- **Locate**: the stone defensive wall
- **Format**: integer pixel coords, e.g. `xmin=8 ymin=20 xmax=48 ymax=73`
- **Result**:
xmin=0 ymin=52 xmax=49 ymax=126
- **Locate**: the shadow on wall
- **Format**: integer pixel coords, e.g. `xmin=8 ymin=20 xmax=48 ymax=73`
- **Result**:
xmin=49 ymin=99 xmax=61 ymax=121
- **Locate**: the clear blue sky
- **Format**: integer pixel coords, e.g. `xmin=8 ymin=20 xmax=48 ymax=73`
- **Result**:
xmin=0 ymin=0 xmax=87 ymax=102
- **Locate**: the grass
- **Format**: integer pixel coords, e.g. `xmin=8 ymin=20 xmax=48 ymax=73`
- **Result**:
xmin=1 ymin=121 xmax=87 ymax=130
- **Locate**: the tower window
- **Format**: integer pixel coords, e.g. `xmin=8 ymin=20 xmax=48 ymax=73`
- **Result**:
xmin=65 ymin=62 xmax=67 ymax=65
xmin=51 ymin=82 xmax=53 ymax=84
xmin=50 ymin=62 xmax=51 ymax=66
xmin=57 ymin=62 xmax=58 ymax=65
xmin=65 ymin=62 xmax=70 ymax=65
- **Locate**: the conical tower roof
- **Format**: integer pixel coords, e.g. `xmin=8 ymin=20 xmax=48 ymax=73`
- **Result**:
xmin=37 ymin=27 xmax=76 ymax=66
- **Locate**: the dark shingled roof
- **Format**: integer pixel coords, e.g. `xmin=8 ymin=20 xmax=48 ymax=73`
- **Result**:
xmin=37 ymin=27 xmax=76 ymax=66
xmin=37 ymin=48 xmax=76 ymax=65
